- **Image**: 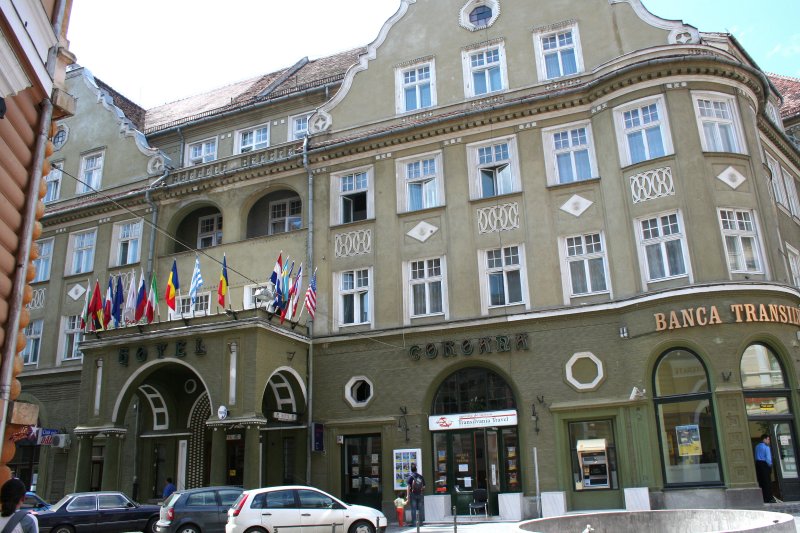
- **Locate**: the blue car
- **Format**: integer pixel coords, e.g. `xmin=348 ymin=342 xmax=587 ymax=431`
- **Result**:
xmin=37 ymin=491 xmax=160 ymax=533
xmin=22 ymin=492 xmax=50 ymax=512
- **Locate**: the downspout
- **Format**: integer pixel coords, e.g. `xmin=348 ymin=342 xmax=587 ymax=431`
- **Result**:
xmin=303 ymin=135 xmax=314 ymax=484
xmin=177 ymin=127 xmax=185 ymax=168
xmin=145 ymin=169 xmax=170 ymax=279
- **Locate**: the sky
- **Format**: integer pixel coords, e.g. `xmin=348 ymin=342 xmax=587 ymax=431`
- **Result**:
xmin=66 ymin=0 xmax=800 ymax=110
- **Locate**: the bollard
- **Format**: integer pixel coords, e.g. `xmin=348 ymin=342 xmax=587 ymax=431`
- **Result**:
xmin=453 ymin=505 xmax=458 ymax=533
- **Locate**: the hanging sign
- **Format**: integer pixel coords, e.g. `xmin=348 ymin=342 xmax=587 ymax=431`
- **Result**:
xmin=428 ymin=410 xmax=517 ymax=431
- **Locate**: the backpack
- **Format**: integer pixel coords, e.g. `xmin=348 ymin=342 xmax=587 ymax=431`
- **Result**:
xmin=410 ymin=473 xmax=424 ymax=495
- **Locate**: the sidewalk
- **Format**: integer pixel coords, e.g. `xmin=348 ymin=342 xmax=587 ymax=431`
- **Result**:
xmin=385 ymin=521 xmax=521 ymax=532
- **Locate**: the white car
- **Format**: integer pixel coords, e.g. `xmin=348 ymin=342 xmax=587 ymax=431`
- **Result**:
xmin=225 ymin=485 xmax=387 ymax=533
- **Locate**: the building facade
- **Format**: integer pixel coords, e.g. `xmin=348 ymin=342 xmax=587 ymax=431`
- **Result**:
xmin=22 ymin=0 xmax=800 ymax=517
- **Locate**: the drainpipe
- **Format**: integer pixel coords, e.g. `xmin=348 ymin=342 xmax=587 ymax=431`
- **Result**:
xmin=145 ymin=170 xmax=170 ymax=279
xmin=176 ymin=127 xmax=185 ymax=168
xmin=302 ymin=135 xmax=314 ymax=484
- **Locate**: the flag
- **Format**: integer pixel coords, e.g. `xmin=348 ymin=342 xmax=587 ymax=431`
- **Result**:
xmin=281 ymin=263 xmax=302 ymax=324
xmin=135 ymin=269 xmax=147 ymax=321
xmin=276 ymin=259 xmax=294 ymax=311
xmin=146 ymin=272 xmax=159 ymax=323
xmin=112 ymin=275 xmax=124 ymax=327
xmin=123 ymin=270 xmax=137 ymax=324
xmin=87 ymin=280 xmax=103 ymax=331
xmin=80 ymin=278 xmax=91 ymax=331
xmin=269 ymin=252 xmax=283 ymax=311
xmin=102 ymin=277 xmax=113 ymax=329
xmin=165 ymin=259 xmax=180 ymax=311
xmin=189 ymin=256 xmax=203 ymax=306
xmin=218 ymin=254 xmax=229 ymax=307
xmin=304 ymin=269 xmax=317 ymax=319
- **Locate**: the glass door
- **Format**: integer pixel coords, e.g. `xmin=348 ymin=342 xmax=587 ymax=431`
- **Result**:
xmin=342 ymin=434 xmax=382 ymax=510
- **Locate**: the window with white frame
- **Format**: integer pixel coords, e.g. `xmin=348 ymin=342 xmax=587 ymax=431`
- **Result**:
xmin=332 ymin=167 xmax=373 ymax=224
xmin=68 ymin=229 xmax=96 ymax=275
xmin=269 ymin=197 xmax=302 ymax=234
xmin=533 ymin=23 xmax=583 ymax=81
xmin=766 ymin=102 xmax=782 ymax=130
xmin=76 ymin=150 xmax=104 ymax=193
xmin=781 ymin=166 xmax=800 ymax=218
xmin=242 ymin=284 xmax=267 ymax=310
xmin=62 ymin=315 xmax=82 ymax=360
xmin=237 ymin=124 xmax=269 ymax=153
xmin=290 ymin=113 xmax=313 ymax=140
xmin=692 ymin=92 xmax=745 ymax=154
xmin=197 ymin=214 xmax=223 ymax=249
xmin=22 ymin=319 xmax=42 ymax=365
xmin=787 ymin=244 xmax=800 ymax=288
xmin=396 ymin=59 xmax=436 ymax=113
xmin=338 ymin=268 xmax=371 ymax=326
xmin=543 ymin=122 xmax=597 ymax=184
xmin=614 ymin=95 xmax=673 ymax=166
xmin=52 ymin=124 xmax=68 ymax=150
xmin=396 ymin=151 xmax=444 ymax=212
xmin=173 ymin=293 xmax=211 ymax=318
xmin=462 ymin=42 xmax=507 ymax=97
xmin=32 ymin=237 xmax=53 ymax=283
xmin=719 ymin=209 xmax=763 ymax=274
xmin=187 ymin=138 xmax=217 ymax=166
xmin=110 ymin=220 xmax=142 ymax=267
xmin=766 ymin=153 xmax=789 ymax=209
xmin=409 ymin=258 xmax=445 ymax=317
xmin=637 ymin=212 xmax=688 ymax=281
xmin=563 ymin=233 xmax=609 ymax=296
xmin=483 ymin=245 xmax=526 ymax=308
xmin=44 ymin=161 xmax=62 ymax=203
xmin=467 ymin=136 xmax=520 ymax=199
xmin=459 ymin=0 xmax=500 ymax=30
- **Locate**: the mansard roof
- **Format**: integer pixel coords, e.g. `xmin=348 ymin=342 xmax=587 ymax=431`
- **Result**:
xmin=769 ymin=73 xmax=800 ymax=120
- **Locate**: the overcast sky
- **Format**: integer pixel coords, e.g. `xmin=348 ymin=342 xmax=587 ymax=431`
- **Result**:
xmin=67 ymin=0 xmax=800 ymax=109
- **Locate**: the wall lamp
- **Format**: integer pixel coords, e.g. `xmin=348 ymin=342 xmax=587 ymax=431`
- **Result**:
xmin=531 ymin=404 xmax=540 ymax=434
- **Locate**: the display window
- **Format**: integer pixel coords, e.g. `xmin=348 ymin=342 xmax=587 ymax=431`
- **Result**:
xmin=568 ymin=420 xmax=617 ymax=491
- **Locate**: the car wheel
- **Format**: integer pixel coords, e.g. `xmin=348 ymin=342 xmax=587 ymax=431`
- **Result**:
xmin=144 ymin=517 xmax=158 ymax=533
xmin=178 ymin=526 xmax=200 ymax=533
xmin=52 ymin=526 xmax=74 ymax=533
xmin=348 ymin=521 xmax=376 ymax=533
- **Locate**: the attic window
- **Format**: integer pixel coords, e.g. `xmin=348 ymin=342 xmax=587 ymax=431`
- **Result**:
xmin=460 ymin=0 xmax=500 ymax=31
xmin=470 ymin=6 xmax=492 ymax=27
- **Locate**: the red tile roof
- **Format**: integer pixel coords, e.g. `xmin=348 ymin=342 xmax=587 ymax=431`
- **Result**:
xmin=769 ymin=73 xmax=800 ymax=120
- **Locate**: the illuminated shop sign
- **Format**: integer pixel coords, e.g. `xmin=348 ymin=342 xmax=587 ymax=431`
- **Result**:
xmin=428 ymin=410 xmax=518 ymax=431
xmin=654 ymin=303 xmax=800 ymax=332
xmin=409 ymin=333 xmax=529 ymax=361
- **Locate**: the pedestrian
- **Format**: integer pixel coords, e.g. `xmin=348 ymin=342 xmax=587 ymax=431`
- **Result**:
xmin=406 ymin=464 xmax=425 ymax=526
xmin=393 ymin=492 xmax=407 ymax=526
xmin=754 ymin=434 xmax=780 ymax=503
xmin=0 ymin=477 xmax=38 ymax=532
xmin=162 ymin=477 xmax=176 ymax=500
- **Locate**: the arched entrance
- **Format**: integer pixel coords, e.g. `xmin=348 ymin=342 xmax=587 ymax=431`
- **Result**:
xmin=430 ymin=367 xmax=519 ymax=515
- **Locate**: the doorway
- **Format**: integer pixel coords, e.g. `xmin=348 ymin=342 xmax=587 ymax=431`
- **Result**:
xmin=748 ymin=420 xmax=799 ymax=501
xmin=341 ymin=434 xmax=382 ymax=510
xmin=226 ymin=431 xmax=244 ymax=486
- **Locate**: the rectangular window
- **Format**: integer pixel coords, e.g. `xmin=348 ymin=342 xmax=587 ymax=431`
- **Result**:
xmin=174 ymin=293 xmax=211 ymax=318
xmin=339 ymin=268 xmax=371 ymax=326
xmin=69 ymin=229 xmax=96 ymax=275
xmin=781 ymin=166 xmax=800 ymax=218
xmin=467 ymin=137 xmax=520 ymax=200
xmin=290 ymin=113 xmax=312 ymax=140
xmin=63 ymin=315 xmax=82 ymax=360
xmin=333 ymin=168 xmax=373 ymax=224
xmin=197 ymin=214 xmax=223 ymax=249
xmin=33 ymin=238 xmax=53 ymax=283
xmin=543 ymin=122 xmax=597 ymax=185
xmin=410 ymin=258 xmax=444 ymax=317
xmin=398 ymin=61 xmax=436 ymax=113
xmin=692 ymin=92 xmax=744 ymax=154
xmin=485 ymin=245 xmax=525 ymax=307
xmin=397 ymin=152 xmax=444 ymax=212
xmin=111 ymin=220 xmax=142 ymax=267
xmin=462 ymin=42 xmax=507 ymax=98
xmin=187 ymin=138 xmax=217 ymax=166
xmin=44 ymin=161 xmax=62 ymax=203
xmin=238 ymin=125 xmax=269 ymax=153
xmin=541 ymin=30 xmax=579 ymax=79
xmin=22 ymin=319 xmax=43 ymax=365
xmin=77 ymin=150 xmax=104 ymax=193
xmin=719 ymin=209 xmax=763 ymax=273
xmin=269 ymin=197 xmax=302 ymax=234
xmin=564 ymin=233 xmax=608 ymax=296
xmin=614 ymin=96 xmax=673 ymax=166
xmin=638 ymin=212 xmax=687 ymax=281
xmin=767 ymin=154 xmax=788 ymax=208
xmin=787 ymin=245 xmax=800 ymax=288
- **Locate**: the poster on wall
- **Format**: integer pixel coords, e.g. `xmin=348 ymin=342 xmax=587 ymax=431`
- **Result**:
xmin=676 ymin=424 xmax=702 ymax=456
xmin=393 ymin=448 xmax=422 ymax=491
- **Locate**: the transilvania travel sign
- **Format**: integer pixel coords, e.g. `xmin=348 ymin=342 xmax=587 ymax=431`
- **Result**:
xmin=428 ymin=410 xmax=518 ymax=431
xmin=654 ymin=303 xmax=800 ymax=332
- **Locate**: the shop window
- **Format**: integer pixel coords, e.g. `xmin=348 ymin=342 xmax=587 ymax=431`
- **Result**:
xmin=653 ymin=349 xmax=722 ymax=486
xmin=569 ymin=420 xmax=617 ymax=491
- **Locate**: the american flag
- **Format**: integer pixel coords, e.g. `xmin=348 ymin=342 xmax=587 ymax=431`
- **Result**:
xmin=304 ymin=269 xmax=317 ymax=319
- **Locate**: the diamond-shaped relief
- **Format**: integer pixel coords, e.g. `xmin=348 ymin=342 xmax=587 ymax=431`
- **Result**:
xmin=717 ymin=166 xmax=746 ymax=190
xmin=560 ymin=194 xmax=593 ymax=217
xmin=68 ymin=283 xmax=87 ymax=301
xmin=407 ymin=221 xmax=438 ymax=242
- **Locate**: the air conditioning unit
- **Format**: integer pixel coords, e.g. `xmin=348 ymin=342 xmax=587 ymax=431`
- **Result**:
xmin=51 ymin=434 xmax=71 ymax=449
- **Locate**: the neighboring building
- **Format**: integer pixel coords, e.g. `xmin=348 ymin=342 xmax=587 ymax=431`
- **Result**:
xmin=769 ymin=74 xmax=800 ymax=151
xmin=0 ymin=0 xmax=75 ymax=487
xmin=25 ymin=0 xmax=800 ymax=517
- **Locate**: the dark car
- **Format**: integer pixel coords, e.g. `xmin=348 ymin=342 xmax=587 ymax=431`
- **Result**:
xmin=156 ymin=486 xmax=243 ymax=533
xmin=22 ymin=491 xmax=50 ymax=512
xmin=37 ymin=491 xmax=160 ymax=533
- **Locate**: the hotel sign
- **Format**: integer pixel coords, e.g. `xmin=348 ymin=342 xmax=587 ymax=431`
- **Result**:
xmin=428 ymin=410 xmax=518 ymax=431
xmin=654 ymin=303 xmax=800 ymax=331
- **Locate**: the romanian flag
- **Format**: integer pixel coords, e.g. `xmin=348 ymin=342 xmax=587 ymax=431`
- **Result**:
xmin=165 ymin=259 xmax=180 ymax=311
xmin=218 ymin=254 xmax=229 ymax=307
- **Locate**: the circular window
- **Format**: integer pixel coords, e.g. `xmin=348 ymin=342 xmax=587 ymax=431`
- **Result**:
xmin=469 ymin=5 xmax=492 ymax=26
xmin=52 ymin=125 xmax=68 ymax=150
xmin=459 ymin=0 xmax=500 ymax=32
xmin=345 ymin=376 xmax=374 ymax=408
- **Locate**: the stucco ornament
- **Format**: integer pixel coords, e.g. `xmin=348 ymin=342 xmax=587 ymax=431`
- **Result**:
xmin=308 ymin=109 xmax=332 ymax=134
xmin=565 ymin=351 xmax=605 ymax=391
xmin=608 ymin=0 xmax=700 ymax=44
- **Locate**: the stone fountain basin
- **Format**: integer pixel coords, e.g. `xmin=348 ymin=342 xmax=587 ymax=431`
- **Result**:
xmin=516 ymin=509 xmax=795 ymax=533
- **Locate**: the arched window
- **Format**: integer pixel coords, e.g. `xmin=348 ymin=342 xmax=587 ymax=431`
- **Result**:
xmin=653 ymin=349 xmax=722 ymax=486
xmin=432 ymin=367 xmax=515 ymax=414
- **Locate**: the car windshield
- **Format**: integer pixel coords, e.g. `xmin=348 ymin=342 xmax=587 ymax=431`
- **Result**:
xmin=50 ymin=495 xmax=73 ymax=511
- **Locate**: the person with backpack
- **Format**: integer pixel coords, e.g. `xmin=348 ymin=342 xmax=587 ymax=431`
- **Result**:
xmin=406 ymin=464 xmax=425 ymax=526
xmin=0 ymin=478 xmax=37 ymax=533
